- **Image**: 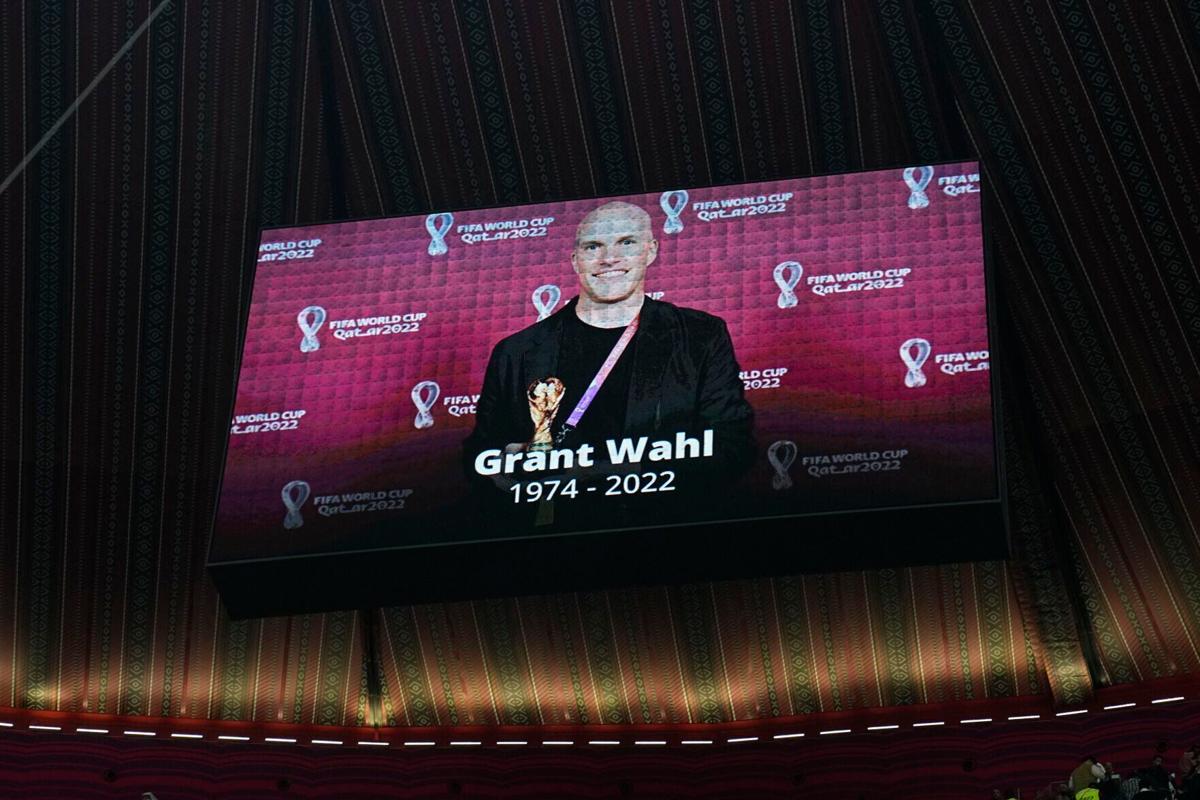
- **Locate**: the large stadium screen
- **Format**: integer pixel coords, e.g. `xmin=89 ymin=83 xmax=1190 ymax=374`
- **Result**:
xmin=210 ymin=162 xmax=1002 ymax=616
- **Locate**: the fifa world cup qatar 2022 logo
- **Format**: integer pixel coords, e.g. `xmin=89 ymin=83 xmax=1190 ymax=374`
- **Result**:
xmin=659 ymin=190 xmax=688 ymax=235
xmin=900 ymin=338 xmax=932 ymax=388
xmin=903 ymin=166 xmax=935 ymax=210
xmin=296 ymin=305 xmax=327 ymax=353
xmin=425 ymin=212 xmax=454 ymax=256
xmin=767 ymin=440 xmax=797 ymax=491
xmin=773 ymin=261 xmax=803 ymax=309
xmin=281 ymin=480 xmax=310 ymax=529
xmin=531 ymin=284 xmax=561 ymax=322
xmin=411 ymin=380 xmax=440 ymax=429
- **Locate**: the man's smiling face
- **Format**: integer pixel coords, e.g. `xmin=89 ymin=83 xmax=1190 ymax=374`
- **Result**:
xmin=571 ymin=202 xmax=658 ymax=305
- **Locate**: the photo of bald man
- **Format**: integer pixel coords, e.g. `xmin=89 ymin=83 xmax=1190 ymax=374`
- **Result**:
xmin=464 ymin=200 xmax=755 ymax=496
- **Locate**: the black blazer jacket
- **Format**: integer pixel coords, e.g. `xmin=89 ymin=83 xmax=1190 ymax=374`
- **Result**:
xmin=463 ymin=296 xmax=755 ymax=484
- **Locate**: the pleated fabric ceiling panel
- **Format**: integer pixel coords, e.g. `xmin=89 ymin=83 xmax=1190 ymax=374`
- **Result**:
xmin=0 ymin=0 xmax=1197 ymax=728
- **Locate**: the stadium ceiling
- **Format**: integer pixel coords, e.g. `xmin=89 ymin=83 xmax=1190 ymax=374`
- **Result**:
xmin=0 ymin=0 xmax=1196 ymax=731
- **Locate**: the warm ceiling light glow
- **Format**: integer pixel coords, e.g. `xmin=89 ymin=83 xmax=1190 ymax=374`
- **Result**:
xmin=1103 ymin=702 xmax=1135 ymax=710
xmin=1152 ymin=696 xmax=1184 ymax=704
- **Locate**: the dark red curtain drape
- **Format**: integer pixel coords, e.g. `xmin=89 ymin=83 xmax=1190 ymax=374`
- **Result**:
xmin=2 ymin=699 xmax=1198 ymax=799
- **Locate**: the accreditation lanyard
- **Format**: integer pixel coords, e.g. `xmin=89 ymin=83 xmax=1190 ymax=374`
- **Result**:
xmin=555 ymin=314 xmax=640 ymax=445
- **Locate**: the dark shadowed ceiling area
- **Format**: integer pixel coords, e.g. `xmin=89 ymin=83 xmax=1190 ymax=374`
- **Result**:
xmin=0 ymin=0 xmax=1198 ymax=731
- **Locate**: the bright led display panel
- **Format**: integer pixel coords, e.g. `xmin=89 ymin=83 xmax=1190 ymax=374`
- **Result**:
xmin=210 ymin=161 xmax=1004 ymax=617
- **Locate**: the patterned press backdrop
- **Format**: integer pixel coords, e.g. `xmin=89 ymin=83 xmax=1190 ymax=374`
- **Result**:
xmin=0 ymin=0 xmax=1198 ymax=736
xmin=214 ymin=168 xmax=993 ymax=558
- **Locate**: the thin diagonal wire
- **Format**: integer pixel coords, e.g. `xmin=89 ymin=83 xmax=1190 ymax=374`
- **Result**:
xmin=0 ymin=0 xmax=172 ymax=198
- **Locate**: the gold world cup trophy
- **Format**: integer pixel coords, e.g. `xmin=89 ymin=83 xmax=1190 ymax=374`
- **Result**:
xmin=526 ymin=377 xmax=565 ymax=451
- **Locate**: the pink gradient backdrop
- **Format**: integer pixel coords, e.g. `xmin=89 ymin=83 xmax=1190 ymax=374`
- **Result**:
xmin=213 ymin=163 xmax=993 ymax=561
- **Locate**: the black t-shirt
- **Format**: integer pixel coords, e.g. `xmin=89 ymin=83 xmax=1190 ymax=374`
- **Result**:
xmin=1142 ymin=766 xmax=1171 ymax=791
xmin=552 ymin=311 xmax=637 ymax=447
